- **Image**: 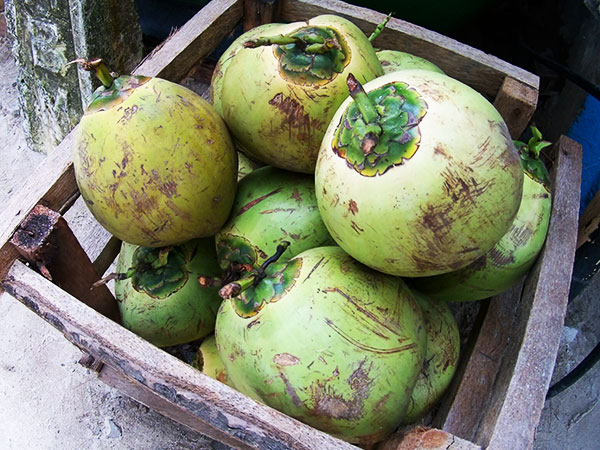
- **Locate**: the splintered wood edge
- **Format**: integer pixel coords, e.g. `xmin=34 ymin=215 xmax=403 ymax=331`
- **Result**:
xmin=379 ymin=427 xmax=481 ymax=450
xmin=0 ymin=131 xmax=78 ymax=288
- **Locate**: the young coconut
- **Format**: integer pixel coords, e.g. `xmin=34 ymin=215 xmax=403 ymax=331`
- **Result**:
xmin=401 ymin=290 xmax=460 ymax=424
xmin=72 ymin=58 xmax=237 ymax=247
xmin=214 ymin=165 xmax=335 ymax=274
xmin=408 ymin=127 xmax=552 ymax=301
xmin=315 ymin=71 xmax=524 ymax=277
xmin=376 ymin=49 xmax=445 ymax=74
xmin=191 ymin=335 xmax=234 ymax=388
xmin=219 ymin=15 xmax=384 ymax=173
xmin=236 ymin=151 xmax=264 ymax=181
xmin=113 ymin=238 xmax=222 ymax=348
xmin=210 ymin=22 xmax=282 ymax=118
xmin=215 ymin=245 xmax=426 ymax=445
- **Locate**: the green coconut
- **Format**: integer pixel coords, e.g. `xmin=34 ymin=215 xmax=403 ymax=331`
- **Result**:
xmin=215 ymin=245 xmax=426 ymax=445
xmin=114 ymin=238 xmax=222 ymax=347
xmin=73 ymin=59 xmax=237 ymax=247
xmin=409 ymin=127 xmax=552 ymax=301
xmin=191 ymin=335 xmax=234 ymax=388
xmin=219 ymin=15 xmax=384 ymax=173
xmin=401 ymin=291 xmax=460 ymax=424
xmin=236 ymin=151 xmax=265 ymax=181
xmin=210 ymin=22 xmax=282 ymax=118
xmin=215 ymin=165 xmax=335 ymax=272
xmin=376 ymin=49 xmax=445 ymax=74
xmin=315 ymin=70 xmax=524 ymax=277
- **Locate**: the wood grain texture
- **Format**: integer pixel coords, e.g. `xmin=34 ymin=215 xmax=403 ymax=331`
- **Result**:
xmin=473 ymin=136 xmax=582 ymax=449
xmin=133 ymin=0 xmax=244 ymax=81
xmin=10 ymin=205 xmax=120 ymax=322
xmin=433 ymin=282 xmax=525 ymax=441
xmin=577 ymin=188 xmax=600 ymax=248
xmin=493 ymin=76 xmax=539 ymax=139
xmin=278 ymin=0 xmax=539 ymax=99
xmin=0 ymin=130 xmax=78 ymax=288
xmin=243 ymin=0 xmax=281 ymax=31
xmin=2 ymin=260 xmax=359 ymax=450
xmin=379 ymin=427 xmax=481 ymax=450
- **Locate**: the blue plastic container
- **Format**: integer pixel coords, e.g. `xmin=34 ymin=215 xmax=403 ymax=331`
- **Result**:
xmin=567 ymin=94 xmax=600 ymax=215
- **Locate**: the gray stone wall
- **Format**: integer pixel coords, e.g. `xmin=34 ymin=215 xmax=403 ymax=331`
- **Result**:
xmin=5 ymin=0 xmax=143 ymax=153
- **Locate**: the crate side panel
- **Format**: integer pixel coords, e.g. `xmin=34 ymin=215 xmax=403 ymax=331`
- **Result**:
xmin=475 ymin=136 xmax=582 ymax=449
xmin=433 ymin=282 xmax=524 ymax=441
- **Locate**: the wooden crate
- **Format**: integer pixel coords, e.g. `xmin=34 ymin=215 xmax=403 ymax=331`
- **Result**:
xmin=0 ymin=0 xmax=583 ymax=448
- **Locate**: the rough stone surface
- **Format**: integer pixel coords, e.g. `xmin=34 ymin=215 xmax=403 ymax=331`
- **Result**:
xmin=4 ymin=0 xmax=143 ymax=153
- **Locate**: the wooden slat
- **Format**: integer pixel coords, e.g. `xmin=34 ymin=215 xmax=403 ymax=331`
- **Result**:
xmin=0 ymin=131 xmax=78 ymax=288
xmin=243 ymin=0 xmax=281 ymax=31
xmin=577 ymin=188 xmax=600 ymax=248
xmin=133 ymin=0 xmax=244 ymax=80
xmin=2 ymin=260 xmax=359 ymax=450
xmin=380 ymin=427 xmax=481 ymax=450
xmin=432 ymin=282 xmax=525 ymax=440
xmin=9 ymin=204 xmax=120 ymax=322
xmin=493 ymin=76 xmax=539 ymax=139
xmin=432 ymin=137 xmax=582 ymax=446
xmin=471 ymin=136 xmax=582 ymax=449
xmin=279 ymin=0 xmax=539 ymax=99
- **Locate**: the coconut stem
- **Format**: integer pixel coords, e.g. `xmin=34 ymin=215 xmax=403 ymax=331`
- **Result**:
xmin=66 ymin=58 xmax=114 ymax=88
xmin=347 ymin=73 xmax=379 ymax=124
xmin=368 ymin=13 xmax=393 ymax=42
xmin=219 ymin=275 xmax=257 ymax=299
xmin=151 ymin=247 xmax=172 ymax=269
xmin=244 ymin=34 xmax=339 ymax=54
xmin=197 ymin=262 xmax=254 ymax=289
xmin=91 ymin=266 xmax=137 ymax=289
xmin=218 ymin=241 xmax=290 ymax=299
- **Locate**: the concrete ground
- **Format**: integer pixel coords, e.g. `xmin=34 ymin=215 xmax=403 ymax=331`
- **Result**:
xmin=1 ymin=28 xmax=599 ymax=450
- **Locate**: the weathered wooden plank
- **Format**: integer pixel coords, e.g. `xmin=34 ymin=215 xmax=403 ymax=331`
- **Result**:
xmin=493 ymin=76 xmax=539 ymax=139
xmin=577 ymin=188 xmax=600 ymax=248
xmin=473 ymin=136 xmax=582 ymax=449
xmin=243 ymin=0 xmax=281 ymax=31
xmin=9 ymin=204 xmax=120 ymax=322
xmin=92 ymin=235 xmax=121 ymax=277
xmin=97 ymin=363 xmax=256 ymax=450
xmin=0 ymin=131 xmax=78 ymax=287
xmin=133 ymin=0 xmax=244 ymax=81
xmin=380 ymin=427 xmax=481 ymax=450
xmin=432 ymin=282 xmax=525 ymax=440
xmin=278 ymin=0 xmax=539 ymax=99
xmin=2 ymin=260 xmax=358 ymax=450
